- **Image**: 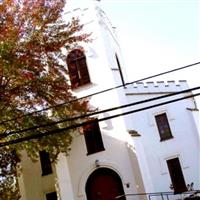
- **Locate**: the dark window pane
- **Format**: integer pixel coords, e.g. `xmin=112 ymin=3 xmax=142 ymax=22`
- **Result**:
xmin=155 ymin=113 xmax=173 ymax=141
xmin=83 ymin=119 xmax=105 ymax=155
xmin=67 ymin=61 xmax=80 ymax=88
xmin=46 ymin=192 xmax=57 ymax=200
xmin=39 ymin=150 xmax=52 ymax=176
xmin=67 ymin=49 xmax=90 ymax=88
xmin=167 ymin=158 xmax=187 ymax=194
xmin=78 ymin=58 xmax=90 ymax=84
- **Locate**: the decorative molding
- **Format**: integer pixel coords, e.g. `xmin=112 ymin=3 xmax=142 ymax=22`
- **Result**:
xmin=126 ymin=80 xmax=188 ymax=95
xmin=128 ymin=130 xmax=141 ymax=137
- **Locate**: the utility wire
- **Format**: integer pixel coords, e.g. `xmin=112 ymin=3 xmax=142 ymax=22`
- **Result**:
xmin=1 ymin=85 xmax=199 ymax=139
xmin=0 ymin=61 xmax=200 ymax=126
xmin=0 ymin=92 xmax=199 ymax=147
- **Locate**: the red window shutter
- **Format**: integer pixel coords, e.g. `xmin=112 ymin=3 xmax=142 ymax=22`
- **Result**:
xmin=68 ymin=61 xmax=80 ymax=88
xmin=67 ymin=49 xmax=90 ymax=88
xmin=83 ymin=119 xmax=105 ymax=155
xmin=78 ymin=57 xmax=90 ymax=85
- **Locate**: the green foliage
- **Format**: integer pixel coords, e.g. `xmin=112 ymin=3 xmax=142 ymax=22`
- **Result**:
xmin=0 ymin=148 xmax=21 ymax=200
xmin=0 ymin=0 xmax=90 ymax=198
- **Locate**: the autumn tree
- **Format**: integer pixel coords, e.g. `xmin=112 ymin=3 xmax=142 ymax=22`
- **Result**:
xmin=0 ymin=0 xmax=90 ymax=198
xmin=0 ymin=149 xmax=21 ymax=200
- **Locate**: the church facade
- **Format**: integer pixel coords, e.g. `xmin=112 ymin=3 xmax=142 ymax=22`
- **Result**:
xmin=18 ymin=1 xmax=200 ymax=200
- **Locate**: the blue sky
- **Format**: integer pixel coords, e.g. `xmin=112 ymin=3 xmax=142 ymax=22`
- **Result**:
xmin=101 ymin=0 xmax=199 ymax=87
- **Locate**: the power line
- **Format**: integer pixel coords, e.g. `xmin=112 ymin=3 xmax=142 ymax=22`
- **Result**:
xmin=0 ymin=92 xmax=199 ymax=147
xmin=1 ymin=61 xmax=200 ymax=126
xmin=1 ymin=85 xmax=199 ymax=139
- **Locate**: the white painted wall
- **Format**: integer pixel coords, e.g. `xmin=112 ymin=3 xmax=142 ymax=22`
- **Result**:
xmin=55 ymin=153 xmax=74 ymax=200
xmin=66 ymin=132 xmax=140 ymax=199
xmin=19 ymin=1 xmax=144 ymax=199
xmin=123 ymin=81 xmax=200 ymax=193
xmin=18 ymin=151 xmax=56 ymax=200
xmin=55 ymin=1 xmax=144 ymax=199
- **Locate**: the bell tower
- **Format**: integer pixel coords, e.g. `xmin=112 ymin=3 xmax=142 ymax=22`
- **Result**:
xmin=64 ymin=0 xmax=127 ymax=92
xmin=55 ymin=1 xmax=144 ymax=200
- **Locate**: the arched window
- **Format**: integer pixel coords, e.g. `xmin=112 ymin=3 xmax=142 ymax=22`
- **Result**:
xmin=67 ymin=49 xmax=90 ymax=89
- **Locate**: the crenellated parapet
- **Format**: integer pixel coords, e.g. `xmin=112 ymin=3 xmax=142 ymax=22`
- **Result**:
xmin=125 ymin=80 xmax=189 ymax=94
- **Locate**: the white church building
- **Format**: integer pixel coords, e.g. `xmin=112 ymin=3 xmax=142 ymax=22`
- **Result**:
xmin=124 ymin=81 xmax=200 ymax=195
xmin=18 ymin=1 xmax=200 ymax=200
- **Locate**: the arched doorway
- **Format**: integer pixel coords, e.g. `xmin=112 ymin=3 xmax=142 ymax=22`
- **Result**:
xmin=86 ymin=168 xmax=126 ymax=200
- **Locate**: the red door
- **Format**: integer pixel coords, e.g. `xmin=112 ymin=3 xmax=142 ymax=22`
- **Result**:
xmin=86 ymin=168 xmax=126 ymax=200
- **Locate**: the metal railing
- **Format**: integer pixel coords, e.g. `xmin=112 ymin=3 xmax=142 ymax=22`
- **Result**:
xmin=115 ymin=190 xmax=200 ymax=200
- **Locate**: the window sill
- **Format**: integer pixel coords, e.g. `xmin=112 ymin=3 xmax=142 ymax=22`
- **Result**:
xmin=160 ymin=136 xmax=174 ymax=142
xmin=71 ymin=82 xmax=94 ymax=92
xmin=87 ymin=148 xmax=105 ymax=156
xmin=41 ymin=171 xmax=53 ymax=176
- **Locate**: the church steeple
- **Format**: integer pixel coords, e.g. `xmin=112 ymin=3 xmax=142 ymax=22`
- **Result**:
xmin=64 ymin=0 xmax=127 ymax=90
